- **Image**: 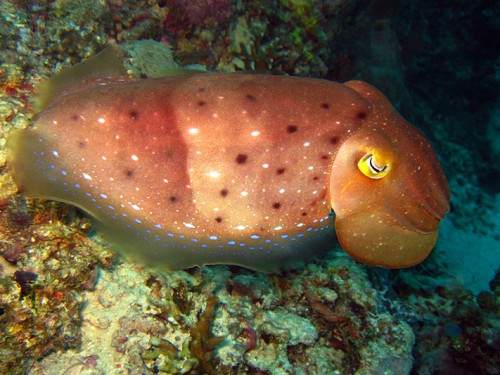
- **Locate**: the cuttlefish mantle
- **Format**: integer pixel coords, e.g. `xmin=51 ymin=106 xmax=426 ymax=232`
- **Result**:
xmin=6 ymin=48 xmax=450 ymax=271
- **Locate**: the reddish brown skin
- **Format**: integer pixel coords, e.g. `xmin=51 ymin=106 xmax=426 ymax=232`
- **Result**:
xmin=7 ymin=73 xmax=450 ymax=271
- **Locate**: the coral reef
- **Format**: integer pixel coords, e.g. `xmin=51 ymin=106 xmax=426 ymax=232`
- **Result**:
xmin=122 ymin=39 xmax=179 ymax=78
xmin=388 ymin=266 xmax=500 ymax=374
xmin=164 ymin=0 xmax=234 ymax=33
xmin=189 ymin=295 xmax=225 ymax=374
xmin=0 ymin=197 xmax=115 ymax=374
xmin=0 ymin=0 xmax=498 ymax=374
xmin=14 ymin=255 xmax=416 ymax=374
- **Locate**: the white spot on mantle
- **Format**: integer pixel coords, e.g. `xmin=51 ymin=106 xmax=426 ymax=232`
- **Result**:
xmin=207 ymin=171 xmax=221 ymax=178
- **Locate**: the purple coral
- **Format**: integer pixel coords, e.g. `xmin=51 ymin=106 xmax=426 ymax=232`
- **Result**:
xmin=165 ymin=0 xmax=233 ymax=31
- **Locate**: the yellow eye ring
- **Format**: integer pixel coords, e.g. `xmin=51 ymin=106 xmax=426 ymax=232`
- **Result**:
xmin=358 ymin=153 xmax=391 ymax=179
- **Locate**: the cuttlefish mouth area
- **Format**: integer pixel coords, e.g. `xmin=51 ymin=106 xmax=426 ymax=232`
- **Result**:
xmin=392 ymin=196 xmax=449 ymax=236
xmin=335 ymin=208 xmax=442 ymax=268
xmin=334 ymin=183 xmax=450 ymax=269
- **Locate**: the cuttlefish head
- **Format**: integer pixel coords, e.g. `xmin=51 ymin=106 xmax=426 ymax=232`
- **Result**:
xmin=329 ymin=81 xmax=450 ymax=268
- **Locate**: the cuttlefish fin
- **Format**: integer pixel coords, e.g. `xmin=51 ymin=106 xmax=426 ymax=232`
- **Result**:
xmin=34 ymin=45 xmax=130 ymax=113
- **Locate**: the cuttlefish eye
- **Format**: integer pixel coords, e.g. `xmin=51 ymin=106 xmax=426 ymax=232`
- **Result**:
xmin=357 ymin=153 xmax=391 ymax=179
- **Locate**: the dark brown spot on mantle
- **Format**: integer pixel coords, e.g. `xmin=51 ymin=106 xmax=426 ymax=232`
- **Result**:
xmin=356 ymin=111 xmax=367 ymax=120
xmin=128 ymin=110 xmax=139 ymax=120
xmin=235 ymin=154 xmax=248 ymax=164
xmin=245 ymin=94 xmax=256 ymax=102
xmin=329 ymin=136 xmax=339 ymax=145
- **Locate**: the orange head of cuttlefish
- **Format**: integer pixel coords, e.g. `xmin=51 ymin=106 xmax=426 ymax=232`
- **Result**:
xmin=329 ymin=81 xmax=450 ymax=268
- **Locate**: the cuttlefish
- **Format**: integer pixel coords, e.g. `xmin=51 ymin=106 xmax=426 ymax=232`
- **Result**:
xmin=6 ymin=47 xmax=450 ymax=271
